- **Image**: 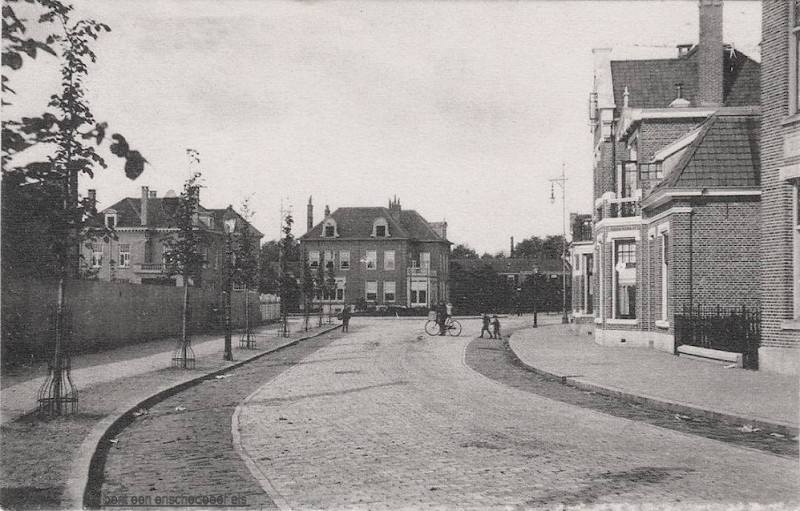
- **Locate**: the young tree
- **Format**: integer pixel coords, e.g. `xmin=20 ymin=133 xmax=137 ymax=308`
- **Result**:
xmin=234 ymin=197 xmax=259 ymax=348
xmin=315 ymin=254 xmax=325 ymax=327
xmin=163 ymin=172 xmax=204 ymax=368
xmin=325 ymin=265 xmax=336 ymax=324
xmin=278 ymin=212 xmax=294 ymax=336
xmin=2 ymin=0 xmax=146 ymax=414
xmin=300 ymin=250 xmax=314 ymax=331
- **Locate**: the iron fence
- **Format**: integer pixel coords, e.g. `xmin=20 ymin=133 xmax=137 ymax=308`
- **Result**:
xmin=674 ymin=305 xmax=760 ymax=370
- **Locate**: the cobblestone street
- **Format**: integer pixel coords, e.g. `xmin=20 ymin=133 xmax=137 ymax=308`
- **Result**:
xmin=102 ymin=318 xmax=798 ymax=509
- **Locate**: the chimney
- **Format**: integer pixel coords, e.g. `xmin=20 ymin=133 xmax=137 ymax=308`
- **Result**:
xmin=324 ymin=204 xmax=330 ymax=217
xmin=87 ymin=189 xmax=97 ymax=213
xmin=429 ymin=221 xmax=448 ymax=240
xmin=697 ymin=0 xmax=723 ymax=107
xmin=149 ymin=190 xmax=157 ymax=198
xmin=388 ymin=195 xmax=402 ymax=221
xmin=510 ymin=236 xmax=515 ymax=258
xmin=141 ymin=186 xmax=149 ymax=226
xmin=307 ymin=196 xmax=314 ymax=233
xmin=677 ymin=43 xmax=693 ymax=57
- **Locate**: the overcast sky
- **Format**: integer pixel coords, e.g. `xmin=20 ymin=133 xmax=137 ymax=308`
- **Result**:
xmin=7 ymin=0 xmax=761 ymax=254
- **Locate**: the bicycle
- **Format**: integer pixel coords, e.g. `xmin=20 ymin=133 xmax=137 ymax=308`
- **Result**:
xmin=424 ymin=316 xmax=462 ymax=336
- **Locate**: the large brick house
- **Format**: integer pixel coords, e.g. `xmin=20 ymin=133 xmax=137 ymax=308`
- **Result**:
xmin=298 ymin=197 xmax=450 ymax=311
xmin=587 ymin=0 xmax=761 ymax=355
xmin=759 ymin=1 xmax=800 ymax=375
xmin=83 ymin=186 xmax=263 ymax=288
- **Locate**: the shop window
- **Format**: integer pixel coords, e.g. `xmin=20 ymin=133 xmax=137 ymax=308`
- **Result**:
xmin=614 ymin=239 xmax=637 ymax=319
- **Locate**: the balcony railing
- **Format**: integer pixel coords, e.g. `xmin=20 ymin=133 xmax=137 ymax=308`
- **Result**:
xmin=407 ymin=267 xmax=437 ymax=278
xmin=596 ymin=196 xmax=640 ymax=221
xmin=135 ymin=262 xmax=164 ymax=273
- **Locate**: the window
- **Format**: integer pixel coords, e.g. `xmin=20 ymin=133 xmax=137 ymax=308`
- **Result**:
xmin=794 ymin=183 xmax=800 ymax=318
xmin=118 ymin=244 xmax=131 ymax=268
xmin=309 ymin=251 xmax=320 ymax=270
xmin=366 ymin=281 xmax=377 ymax=301
xmin=384 ymin=281 xmax=396 ymax=302
xmin=321 ymin=219 xmax=338 ymax=238
xmin=583 ymin=253 xmax=594 ymax=314
xmin=365 ymin=250 xmax=377 ymax=270
xmin=335 ymin=277 xmax=346 ymax=301
xmin=340 ymin=251 xmax=350 ymax=270
xmin=661 ymin=232 xmax=669 ymax=321
xmin=91 ymin=245 xmax=103 ymax=268
xmin=105 ymin=213 xmax=117 ymax=229
xmin=420 ymin=252 xmax=430 ymax=271
xmin=384 ymin=250 xmax=395 ymax=271
xmin=324 ymin=250 xmax=334 ymax=269
xmin=411 ymin=280 xmax=427 ymax=305
xmin=372 ymin=218 xmax=389 ymax=237
xmin=614 ymin=240 xmax=637 ymax=319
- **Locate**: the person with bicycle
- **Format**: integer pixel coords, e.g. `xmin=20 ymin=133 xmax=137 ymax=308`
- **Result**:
xmin=437 ymin=301 xmax=448 ymax=336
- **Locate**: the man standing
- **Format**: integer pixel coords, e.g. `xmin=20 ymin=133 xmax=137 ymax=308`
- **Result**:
xmin=437 ymin=301 xmax=448 ymax=336
xmin=341 ymin=304 xmax=351 ymax=333
xmin=480 ymin=312 xmax=493 ymax=339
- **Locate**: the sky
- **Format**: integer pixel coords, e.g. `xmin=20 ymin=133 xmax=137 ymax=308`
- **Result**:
xmin=5 ymin=0 xmax=762 ymax=254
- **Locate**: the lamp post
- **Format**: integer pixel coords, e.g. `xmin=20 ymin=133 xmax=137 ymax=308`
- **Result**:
xmin=223 ymin=216 xmax=237 ymax=361
xmin=550 ymin=164 xmax=569 ymax=325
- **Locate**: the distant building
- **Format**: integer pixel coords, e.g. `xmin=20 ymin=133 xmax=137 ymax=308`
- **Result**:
xmin=569 ymin=213 xmax=594 ymax=322
xmin=84 ymin=186 xmax=263 ymax=287
xmin=298 ymin=197 xmax=450 ymax=310
xmin=759 ymin=1 xmax=800 ymax=374
xmin=589 ymin=0 xmax=761 ymax=355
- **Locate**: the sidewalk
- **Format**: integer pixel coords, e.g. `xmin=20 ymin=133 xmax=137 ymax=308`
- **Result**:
xmin=508 ymin=323 xmax=799 ymax=435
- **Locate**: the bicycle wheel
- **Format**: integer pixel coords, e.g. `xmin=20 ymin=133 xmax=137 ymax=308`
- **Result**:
xmin=424 ymin=320 xmax=440 ymax=336
xmin=447 ymin=320 xmax=462 ymax=336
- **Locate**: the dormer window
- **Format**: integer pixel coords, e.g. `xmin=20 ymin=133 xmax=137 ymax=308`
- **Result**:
xmin=372 ymin=217 xmax=389 ymax=238
xmin=321 ymin=219 xmax=338 ymax=238
xmin=104 ymin=210 xmax=118 ymax=229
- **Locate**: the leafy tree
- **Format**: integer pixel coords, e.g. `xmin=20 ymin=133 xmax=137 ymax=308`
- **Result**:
xmin=315 ymin=253 xmax=326 ymax=326
xmin=451 ymin=243 xmax=478 ymax=259
xmin=325 ymin=265 xmax=336 ymax=323
xmin=449 ymin=261 xmax=512 ymax=315
xmin=513 ymin=235 xmax=566 ymax=260
xmin=163 ymin=172 xmax=204 ymax=366
xmin=278 ymin=212 xmax=294 ymax=335
xmin=234 ymin=196 xmax=259 ymax=347
xmin=480 ymin=252 xmax=494 ymax=260
xmin=300 ymin=250 xmax=314 ymax=331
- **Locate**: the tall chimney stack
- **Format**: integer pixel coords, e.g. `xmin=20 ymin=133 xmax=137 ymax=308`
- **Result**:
xmin=324 ymin=204 xmax=330 ymax=217
xmin=87 ymin=189 xmax=97 ymax=214
xmin=510 ymin=237 xmax=515 ymax=258
xmin=141 ymin=186 xmax=149 ymax=226
xmin=697 ymin=0 xmax=723 ymax=107
xmin=307 ymin=196 xmax=313 ymax=233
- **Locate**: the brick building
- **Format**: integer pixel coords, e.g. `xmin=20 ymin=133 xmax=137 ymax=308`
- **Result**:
xmin=759 ymin=1 xmax=800 ymax=375
xmin=570 ymin=213 xmax=595 ymax=322
xmin=298 ymin=197 xmax=450 ymax=311
xmin=588 ymin=0 xmax=762 ymax=355
xmin=83 ymin=186 xmax=263 ymax=288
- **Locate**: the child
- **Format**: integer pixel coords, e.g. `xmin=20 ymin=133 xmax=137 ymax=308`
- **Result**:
xmin=492 ymin=315 xmax=501 ymax=340
xmin=480 ymin=313 xmax=493 ymax=339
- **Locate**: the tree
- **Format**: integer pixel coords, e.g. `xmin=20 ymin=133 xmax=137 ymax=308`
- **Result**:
xmin=315 ymin=254 xmax=326 ymax=326
xmin=325 ymin=265 xmax=336 ymax=324
xmin=234 ymin=197 xmax=259 ymax=348
xmin=451 ymin=243 xmax=478 ymax=259
xmin=163 ymin=172 xmax=204 ymax=368
xmin=2 ymin=0 xmax=147 ymax=414
xmin=300 ymin=250 xmax=314 ymax=331
xmin=278 ymin=212 xmax=294 ymax=336
xmin=513 ymin=235 xmax=566 ymax=260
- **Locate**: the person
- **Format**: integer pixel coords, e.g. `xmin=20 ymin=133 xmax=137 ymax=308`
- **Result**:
xmin=340 ymin=304 xmax=351 ymax=333
xmin=492 ymin=315 xmax=501 ymax=340
xmin=480 ymin=312 xmax=493 ymax=339
xmin=437 ymin=301 xmax=448 ymax=336
xmin=446 ymin=301 xmax=453 ymax=319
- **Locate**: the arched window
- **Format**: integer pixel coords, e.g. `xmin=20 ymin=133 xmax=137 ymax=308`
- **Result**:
xmin=372 ymin=217 xmax=389 ymax=238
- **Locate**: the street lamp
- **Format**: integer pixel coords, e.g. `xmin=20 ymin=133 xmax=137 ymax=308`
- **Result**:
xmin=223 ymin=215 xmax=237 ymax=361
xmin=550 ymin=164 xmax=569 ymax=325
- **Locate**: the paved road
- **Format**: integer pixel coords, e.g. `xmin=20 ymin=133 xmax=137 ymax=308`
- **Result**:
xmin=237 ymin=318 xmax=798 ymax=509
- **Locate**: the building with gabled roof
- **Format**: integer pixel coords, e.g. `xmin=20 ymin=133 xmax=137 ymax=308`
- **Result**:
xmin=586 ymin=0 xmax=762 ymax=367
xmin=83 ymin=186 xmax=263 ymax=287
xmin=298 ymin=197 xmax=450 ymax=311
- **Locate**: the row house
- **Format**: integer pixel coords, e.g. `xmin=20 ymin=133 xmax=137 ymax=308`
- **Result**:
xmin=586 ymin=0 xmax=763 ymax=359
xmin=83 ymin=186 xmax=263 ymax=288
xmin=570 ymin=213 xmax=595 ymax=321
xmin=759 ymin=0 xmax=800 ymax=375
xmin=299 ymin=197 xmax=450 ymax=311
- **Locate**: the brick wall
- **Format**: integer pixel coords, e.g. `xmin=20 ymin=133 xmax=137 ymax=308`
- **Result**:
xmin=638 ymin=120 xmax=703 ymax=161
xmin=761 ymin=0 xmax=800 ymax=351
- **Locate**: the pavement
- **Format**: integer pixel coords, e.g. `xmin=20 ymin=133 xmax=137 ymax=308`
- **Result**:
xmin=508 ymin=319 xmax=800 ymax=435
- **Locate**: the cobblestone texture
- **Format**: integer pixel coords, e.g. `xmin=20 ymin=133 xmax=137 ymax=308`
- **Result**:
xmin=237 ymin=318 xmax=798 ymax=509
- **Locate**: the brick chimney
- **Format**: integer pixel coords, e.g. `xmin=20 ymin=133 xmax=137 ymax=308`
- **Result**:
xmin=429 ymin=221 xmax=448 ymax=240
xmin=141 ymin=186 xmax=149 ymax=226
xmin=388 ymin=196 xmax=401 ymax=222
xmin=324 ymin=204 xmax=330 ymax=218
xmin=87 ymin=189 xmax=97 ymax=214
xmin=307 ymin=196 xmax=313 ymax=233
xmin=697 ymin=0 xmax=723 ymax=107
xmin=510 ymin=236 xmax=515 ymax=258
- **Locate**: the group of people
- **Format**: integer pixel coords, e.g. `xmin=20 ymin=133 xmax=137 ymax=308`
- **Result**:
xmin=480 ymin=312 xmax=502 ymax=339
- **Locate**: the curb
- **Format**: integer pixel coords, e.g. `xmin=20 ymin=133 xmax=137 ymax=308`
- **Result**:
xmin=66 ymin=324 xmax=342 ymax=510
xmin=505 ymin=328 xmax=799 ymax=438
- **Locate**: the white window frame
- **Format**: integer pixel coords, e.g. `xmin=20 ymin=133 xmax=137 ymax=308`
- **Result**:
xmin=384 ymin=281 xmax=396 ymax=302
xmin=365 ymin=250 xmax=377 ymax=270
xmin=105 ymin=213 xmax=117 ymax=229
xmin=420 ymin=252 xmax=430 ymax=271
xmin=322 ymin=219 xmax=338 ymax=238
xmin=118 ymin=243 xmax=131 ymax=268
xmin=309 ymin=250 xmax=320 ymax=270
xmin=335 ymin=277 xmax=346 ymax=301
xmin=339 ymin=250 xmax=350 ymax=270
xmin=613 ymin=238 xmax=637 ymax=320
xmin=365 ymin=281 xmax=378 ymax=302
xmin=659 ymin=224 xmax=670 ymax=323
xmin=384 ymin=250 xmax=395 ymax=271
xmin=372 ymin=217 xmax=389 ymax=238
xmin=324 ymin=250 xmax=334 ymax=270
xmin=791 ymin=1 xmax=800 ymax=115
xmin=91 ymin=244 xmax=103 ymax=268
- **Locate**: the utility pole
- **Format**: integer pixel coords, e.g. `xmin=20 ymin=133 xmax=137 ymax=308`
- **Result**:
xmin=550 ymin=163 xmax=569 ymax=325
